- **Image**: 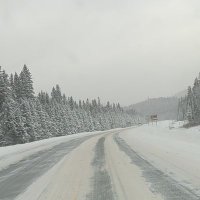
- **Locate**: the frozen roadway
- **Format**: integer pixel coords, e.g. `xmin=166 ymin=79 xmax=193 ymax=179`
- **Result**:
xmin=0 ymin=124 xmax=200 ymax=200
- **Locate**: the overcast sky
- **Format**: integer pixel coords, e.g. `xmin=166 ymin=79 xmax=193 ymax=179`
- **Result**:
xmin=1 ymin=0 xmax=200 ymax=105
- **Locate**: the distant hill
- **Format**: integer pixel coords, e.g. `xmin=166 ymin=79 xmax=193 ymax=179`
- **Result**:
xmin=128 ymin=97 xmax=179 ymax=121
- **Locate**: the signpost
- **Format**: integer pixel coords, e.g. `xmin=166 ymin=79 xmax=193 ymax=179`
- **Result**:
xmin=146 ymin=114 xmax=158 ymax=125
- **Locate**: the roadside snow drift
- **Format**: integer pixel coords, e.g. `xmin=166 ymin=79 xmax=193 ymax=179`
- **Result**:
xmin=120 ymin=121 xmax=200 ymax=195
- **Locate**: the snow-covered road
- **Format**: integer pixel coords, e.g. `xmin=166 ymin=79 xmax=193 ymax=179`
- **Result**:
xmin=1 ymin=122 xmax=200 ymax=200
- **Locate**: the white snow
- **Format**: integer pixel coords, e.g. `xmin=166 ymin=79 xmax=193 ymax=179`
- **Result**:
xmin=15 ymin=156 xmax=67 ymax=200
xmin=15 ymin=136 xmax=96 ymax=200
xmin=16 ymin=129 xmax=162 ymax=200
xmin=3 ymin=122 xmax=200 ymax=199
xmin=105 ymin=132 xmax=162 ymax=200
xmin=0 ymin=129 xmax=119 ymax=171
xmin=120 ymin=121 xmax=200 ymax=195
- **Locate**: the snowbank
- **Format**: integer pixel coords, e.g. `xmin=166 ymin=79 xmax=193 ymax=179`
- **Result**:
xmin=120 ymin=121 xmax=200 ymax=195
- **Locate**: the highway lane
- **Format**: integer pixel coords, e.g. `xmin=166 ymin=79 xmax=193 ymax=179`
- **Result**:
xmin=0 ymin=135 xmax=96 ymax=200
xmin=0 ymin=128 xmax=199 ymax=200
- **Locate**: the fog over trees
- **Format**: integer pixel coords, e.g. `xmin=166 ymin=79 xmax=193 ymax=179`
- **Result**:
xmin=0 ymin=65 xmax=136 ymax=146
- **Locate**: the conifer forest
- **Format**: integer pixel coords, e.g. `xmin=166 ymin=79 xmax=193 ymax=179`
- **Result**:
xmin=0 ymin=65 xmax=136 ymax=146
xmin=178 ymin=73 xmax=200 ymax=127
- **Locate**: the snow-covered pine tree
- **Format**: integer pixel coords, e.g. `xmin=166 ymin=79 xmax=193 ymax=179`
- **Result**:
xmin=20 ymin=65 xmax=34 ymax=99
xmin=0 ymin=65 xmax=137 ymax=146
xmin=13 ymin=72 xmax=22 ymax=100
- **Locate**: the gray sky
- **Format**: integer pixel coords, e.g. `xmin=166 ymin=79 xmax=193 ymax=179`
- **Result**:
xmin=1 ymin=0 xmax=200 ymax=105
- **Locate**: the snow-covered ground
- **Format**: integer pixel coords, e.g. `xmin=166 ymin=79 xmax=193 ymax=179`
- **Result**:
xmin=1 ymin=122 xmax=200 ymax=200
xmin=120 ymin=121 xmax=200 ymax=195
xmin=0 ymin=129 xmax=119 ymax=171
xmin=16 ymin=129 xmax=162 ymax=200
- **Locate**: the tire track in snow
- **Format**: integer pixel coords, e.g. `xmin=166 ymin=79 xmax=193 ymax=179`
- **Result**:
xmin=87 ymin=137 xmax=116 ymax=200
xmin=114 ymin=133 xmax=200 ymax=200
xmin=0 ymin=135 xmax=94 ymax=200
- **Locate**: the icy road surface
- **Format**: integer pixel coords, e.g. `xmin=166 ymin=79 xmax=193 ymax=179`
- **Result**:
xmin=1 ymin=122 xmax=200 ymax=200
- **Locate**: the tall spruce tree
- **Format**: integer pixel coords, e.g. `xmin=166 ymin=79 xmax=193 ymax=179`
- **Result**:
xmin=20 ymin=65 xmax=34 ymax=99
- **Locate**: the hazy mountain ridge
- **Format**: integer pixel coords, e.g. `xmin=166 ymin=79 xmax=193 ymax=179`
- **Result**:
xmin=128 ymin=97 xmax=179 ymax=121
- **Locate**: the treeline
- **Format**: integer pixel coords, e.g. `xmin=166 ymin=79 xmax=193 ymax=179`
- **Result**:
xmin=178 ymin=73 xmax=200 ymax=126
xmin=0 ymin=65 xmax=136 ymax=146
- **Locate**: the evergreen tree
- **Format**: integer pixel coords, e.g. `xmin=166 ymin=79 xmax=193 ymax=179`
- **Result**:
xmin=20 ymin=65 xmax=34 ymax=99
xmin=14 ymin=73 xmax=22 ymax=99
xmin=0 ymin=65 xmax=137 ymax=146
